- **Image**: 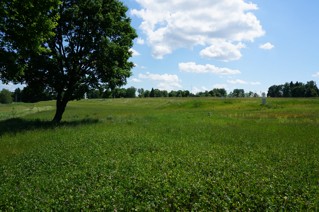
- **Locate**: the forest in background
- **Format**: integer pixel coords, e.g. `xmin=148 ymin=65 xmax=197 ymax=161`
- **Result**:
xmin=1 ymin=80 xmax=318 ymax=104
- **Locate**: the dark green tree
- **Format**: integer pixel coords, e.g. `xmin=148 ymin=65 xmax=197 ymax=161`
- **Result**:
xmin=209 ymin=88 xmax=227 ymax=97
xmin=0 ymin=89 xmax=13 ymax=104
xmin=20 ymin=86 xmax=53 ymax=103
xmin=305 ymin=81 xmax=318 ymax=97
xmin=87 ymin=89 xmax=102 ymax=99
xmin=125 ymin=86 xmax=136 ymax=98
xmin=161 ymin=90 xmax=168 ymax=97
xmin=282 ymin=83 xmax=291 ymax=97
xmin=291 ymin=86 xmax=305 ymax=97
xmin=137 ymin=88 xmax=144 ymax=98
xmin=153 ymin=89 xmax=162 ymax=97
xmin=267 ymin=85 xmax=283 ymax=97
xmin=0 ymin=0 xmax=137 ymax=122
xmin=208 ymin=90 xmax=215 ymax=97
xmin=13 ymin=88 xmax=21 ymax=102
xmin=197 ymin=91 xmax=210 ymax=97
xmin=169 ymin=90 xmax=178 ymax=97
xmin=291 ymin=81 xmax=305 ymax=97
xmin=150 ymin=88 xmax=155 ymax=98
xmin=111 ymin=88 xmax=126 ymax=98
xmin=231 ymin=89 xmax=245 ymax=97
xmin=182 ymin=90 xmax=190 ymax=97
xmin=267 ymin=81 xmax=318 ymax=98
xmin=143 ymin=90 xmax=150 ymax=98
xmin=245 ymin=91 xmax=254 ymax=97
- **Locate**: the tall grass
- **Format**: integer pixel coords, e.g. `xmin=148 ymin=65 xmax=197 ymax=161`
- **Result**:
xmin=0 ymin=98 xmax=318 ymax=210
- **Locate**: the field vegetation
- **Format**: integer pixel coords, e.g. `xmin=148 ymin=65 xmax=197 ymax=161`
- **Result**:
xmin=0 ymin=98 xmax=318 ymax=210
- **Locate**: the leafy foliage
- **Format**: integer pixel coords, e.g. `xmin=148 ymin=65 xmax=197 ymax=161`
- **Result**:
xmin=0 ymin=0 xmax=60 ymax=81
xmin=229 ymin=88 xmax=245 ymax=97
xmin=0 ymin=89 xmax=12 ymax=104
xmin=268 ymin=81 xmax=319 ymax=97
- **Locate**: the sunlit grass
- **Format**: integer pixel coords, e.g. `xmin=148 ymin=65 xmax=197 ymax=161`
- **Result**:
xmin=0 ymin=101 xmax=55 ymax=121
xmin=0 ymin=98 xmax=318 ymax=210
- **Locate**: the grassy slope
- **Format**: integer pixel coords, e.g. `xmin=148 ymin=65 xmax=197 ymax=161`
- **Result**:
xmin=0 ymin=98 xmax=318 ymax=210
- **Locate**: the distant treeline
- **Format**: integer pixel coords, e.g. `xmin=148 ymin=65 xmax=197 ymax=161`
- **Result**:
xmin=267 ymin=81 xmax=319 ymax=97
xmin=1 ymin=87 xmax=259 ymax=104
xmin=0 ymin=87 xmax=55 ymax=104
xmin=87 ymin=87 xmax=259 ymax=99
xmin=1 ymin=80 xmax=318 ymax=104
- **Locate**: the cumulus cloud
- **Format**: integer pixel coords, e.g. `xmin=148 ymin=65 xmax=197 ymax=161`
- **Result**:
xmin=138 ymin=72 xmax=182 ymax=90
xmin=131 ymin=0 xmax=264 ymax=59
xmin=179 ymin=62 xmax=241 ymax=75
xmin=260 ymin=42 xmax=274 ymax=50
xmin=130 ymin=78 xmax=142 ymax=83
xmin=136 ymin=38 xmax=145 ymax=45
xmin=200 ymin=41 xmax=245 ymax=61
xmin=0 ymin=83 xmax=24 ymax=91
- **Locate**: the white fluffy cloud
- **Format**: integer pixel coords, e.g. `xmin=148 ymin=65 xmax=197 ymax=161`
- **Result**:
xmin=136 ymin=38 xmax=145 ymax=45
xmin=131 ymin=0 xmax=264 ymax=59
xmin=200 ymin=41 xmax=245 ymax=61
xmin=260 ymin=42 xmax=274 ymax=50
xmin=130 ymin=78 xmax=142 ymax=83
xmin=0 ymin=83 xmax=24 ymax=91
xmin=179 ymin=62 xmax=241 ymax=75
xmin=138 ymin=72 xmax=182 ymax=90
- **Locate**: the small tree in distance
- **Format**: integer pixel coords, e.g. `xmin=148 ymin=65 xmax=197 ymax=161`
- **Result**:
xmin=0 ymin=89 xmax=13 ymax=104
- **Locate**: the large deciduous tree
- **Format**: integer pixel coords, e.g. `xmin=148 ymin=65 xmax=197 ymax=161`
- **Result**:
xmin=0 ymin=0 xmax=137 ymax=122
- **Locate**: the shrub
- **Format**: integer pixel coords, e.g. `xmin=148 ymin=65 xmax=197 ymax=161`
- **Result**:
xmin=0 ymin=89 xmax=13 ymax=104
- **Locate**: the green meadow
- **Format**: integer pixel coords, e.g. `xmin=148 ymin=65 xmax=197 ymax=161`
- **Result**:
xmin=0 ymin=98 xmax=318 ymax=210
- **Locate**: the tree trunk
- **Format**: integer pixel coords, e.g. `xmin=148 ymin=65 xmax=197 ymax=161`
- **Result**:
xmin=52 ymin=93 xmax=68 ymax=123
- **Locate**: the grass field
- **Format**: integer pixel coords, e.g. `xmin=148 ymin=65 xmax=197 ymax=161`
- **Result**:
xmin=0 ymin=98 xmax=318 ymax=210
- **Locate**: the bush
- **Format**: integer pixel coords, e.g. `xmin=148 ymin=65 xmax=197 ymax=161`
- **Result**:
xmin=0 ymin=89 xmax=13 ymax=104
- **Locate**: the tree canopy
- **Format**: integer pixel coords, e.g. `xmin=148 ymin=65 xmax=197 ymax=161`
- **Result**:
xmin=267 ymin=81 xmax=319 ymax=98
xmin=0 ymin=0 xmax=137 ymax=122
xmin=0 ymin=88 xmax=13 ymax=104
xmin=0 ymin=0 xmax=60 ymax=81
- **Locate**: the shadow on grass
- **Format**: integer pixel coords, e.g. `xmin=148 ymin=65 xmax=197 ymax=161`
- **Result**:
xmin=0 ymin=118 xmax=99 ymax=136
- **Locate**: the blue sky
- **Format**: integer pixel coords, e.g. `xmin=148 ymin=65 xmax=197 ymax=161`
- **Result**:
xmin=1 ymin=0 xmax=319 ymax=95
xmin=124 ymin=0 xmax=319 ymax=94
